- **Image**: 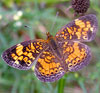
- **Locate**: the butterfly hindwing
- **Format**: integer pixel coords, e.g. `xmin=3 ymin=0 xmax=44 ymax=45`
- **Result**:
xmin=57 ymin=40 xmax=91 ymax=71
xmin=34 ymin=46 xmax=65 ymax=82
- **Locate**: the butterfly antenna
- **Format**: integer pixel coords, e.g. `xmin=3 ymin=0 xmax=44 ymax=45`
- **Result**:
xmin=50 ymin=11 xmax=59 ymax=33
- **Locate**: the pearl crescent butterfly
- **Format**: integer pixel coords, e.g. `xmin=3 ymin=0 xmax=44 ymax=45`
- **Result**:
xmin=1 ymin=14 xmax=98 ymax=82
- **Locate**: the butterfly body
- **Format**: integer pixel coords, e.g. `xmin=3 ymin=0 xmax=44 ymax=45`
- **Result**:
xmin=47 ymin=32 xmax=62 ymax=58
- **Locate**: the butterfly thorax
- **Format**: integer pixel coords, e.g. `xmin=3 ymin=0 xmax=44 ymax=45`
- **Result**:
xmin=46 ymin=32 xmax=62 ymax=58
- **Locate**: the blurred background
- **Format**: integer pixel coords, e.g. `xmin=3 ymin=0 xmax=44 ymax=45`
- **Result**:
xmin=0 ymin=0 xmax=100 ymax=93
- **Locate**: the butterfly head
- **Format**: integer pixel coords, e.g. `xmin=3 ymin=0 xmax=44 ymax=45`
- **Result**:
xmin=46 ymin=32 xmax=53 ymax=40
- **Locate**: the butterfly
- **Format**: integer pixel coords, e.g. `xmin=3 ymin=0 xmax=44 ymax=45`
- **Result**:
xmin=1 ymin=14 xmax=98 ymax=82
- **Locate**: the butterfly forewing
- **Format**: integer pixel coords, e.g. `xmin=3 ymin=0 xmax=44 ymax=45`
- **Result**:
xmin=55 ymin=14 xmax=98 ymax=42
xmin=2 ymin=40 xmax=48 ymax=70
